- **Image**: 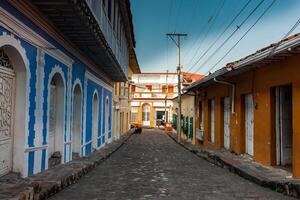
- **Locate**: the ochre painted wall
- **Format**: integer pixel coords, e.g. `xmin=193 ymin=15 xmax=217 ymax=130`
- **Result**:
xmin=194 ymin=54 xmax=300 ymax=178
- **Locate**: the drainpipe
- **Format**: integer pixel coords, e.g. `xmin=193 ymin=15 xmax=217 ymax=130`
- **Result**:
xmin=213 ymin=78 xmax=235 ymax=114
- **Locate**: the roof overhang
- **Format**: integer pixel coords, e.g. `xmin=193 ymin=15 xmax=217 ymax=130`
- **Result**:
xmin=129 ymin=48 xmax=140 ymax=74
xmin=185 ymin=34 xmax=300 ymax=92
xmin=30 ymin=0 xmax=128 ymax=81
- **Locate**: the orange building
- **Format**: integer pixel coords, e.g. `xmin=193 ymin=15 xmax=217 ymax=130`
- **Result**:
xmin=185 ymin=33 xmax=300 ymax=178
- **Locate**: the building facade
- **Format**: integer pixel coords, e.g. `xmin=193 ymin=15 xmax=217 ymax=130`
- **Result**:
xmin=172 ymin=93 xmax=196 ymax=143
xmin=130 ymin=72 xmax=203 ymax=128
xmin=113 ymin=50 xmax=140 ymax=139
xmin=185 ymin=33 xmax=300 ymax=178
xmin=0 ymin=0 xmax=136 ymax=177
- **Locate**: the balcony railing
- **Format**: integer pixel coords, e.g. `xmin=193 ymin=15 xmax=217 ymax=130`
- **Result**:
xmin=85 ymin=0 xmax=129 ymax=77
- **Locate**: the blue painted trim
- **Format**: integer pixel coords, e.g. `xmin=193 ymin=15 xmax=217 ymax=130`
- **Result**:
xmin=28 ymin=151 xmax=34 ymax=176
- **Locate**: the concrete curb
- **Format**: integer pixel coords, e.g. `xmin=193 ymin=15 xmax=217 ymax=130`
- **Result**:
xmin=166 ymin=132 xmax=300 ymax=199
xmin=7 ymin=131 xmax=133 ymax=200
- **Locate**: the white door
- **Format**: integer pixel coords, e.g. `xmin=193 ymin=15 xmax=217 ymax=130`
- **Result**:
xmin=142 ymin=104 xmax=150 ymax=126
xmin=224 ymin=97 xmax=231 ymax=149
xmin=210 ymin=99 xmax=215 ymax=143
xmin=245 ymin=94 xmax=254 ymax=156
xmin=0 ymin=66 xmax=15 ymax=176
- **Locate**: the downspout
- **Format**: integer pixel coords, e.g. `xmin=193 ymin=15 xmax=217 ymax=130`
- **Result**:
xmin=213 ymin=78 xmax=235 ymax=114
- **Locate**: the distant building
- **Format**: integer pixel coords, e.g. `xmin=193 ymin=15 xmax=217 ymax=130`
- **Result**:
xmin=172 ymin=92 xmax=197 ymax=143
xmin=0 ymin=0 xmax=136 ymax=177
xmin=130 ymin=72 xmax=204 ymax=128
xmin=113 ymin=50 xmax=140 ymax=139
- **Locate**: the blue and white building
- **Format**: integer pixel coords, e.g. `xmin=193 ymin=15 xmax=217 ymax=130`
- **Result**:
xmin=0 ymin=0 xmax=137 ymax=177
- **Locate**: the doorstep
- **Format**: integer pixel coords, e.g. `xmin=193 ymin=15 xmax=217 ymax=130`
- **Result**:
xmin=1 ymin=130 xmax=133 ymax=200
xmin=167 ymin=131 xmax=300 ymax=199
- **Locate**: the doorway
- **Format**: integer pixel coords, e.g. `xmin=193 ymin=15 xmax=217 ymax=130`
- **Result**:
xmin=208 ymin=99 xmax=215 ymax=143
xmin=156 ymin=110 xmax=166 ymax=126
xmin=275 ymin=85 xmax=292 ymax=166
xmin=245 ymin=94 xmax=254 ymax=156
xmin=223 ymin=97 xmax=231 ymax=149
xmin=72 ymin=84 xmax=82 ymax=159
xmin=0 ymin=50 xmax=15 ymax=176
xmin=92 ymin=93 xmax=99 ymax=150
xmin=48 ymin=73 xmax=65 ymax=168
xmin=142 ymin=103 xmax=151 ymax=126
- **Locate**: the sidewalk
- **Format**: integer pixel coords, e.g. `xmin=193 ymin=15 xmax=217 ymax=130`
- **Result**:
xmin=167 ymin=131 xmax=300 ymax=199
xmin=0 ymin=131 xmax=133 ymax=200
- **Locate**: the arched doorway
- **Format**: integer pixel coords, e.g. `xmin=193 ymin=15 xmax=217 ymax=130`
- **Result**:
xmin=92 ymin=92 xmax=99 ymax=150
xmin=142 ymin=103 xmax=151 ymax=126
xmin=0 ymin=45 xmax=28 ymax=176
xmin=72 ymin=84 xmax=82 ymax=159
xmin=48 ymin=73 xmax=65 ymax=168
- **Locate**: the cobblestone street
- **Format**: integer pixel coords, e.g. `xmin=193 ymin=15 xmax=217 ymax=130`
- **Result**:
xmin=51 ymin=129 xmax=291 ymax=200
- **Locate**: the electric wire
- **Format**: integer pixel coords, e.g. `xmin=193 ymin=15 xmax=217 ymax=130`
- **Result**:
xmin=185 ymin=0 xmax=251 ymax=74
xmin=185 ymin=0 xmax=226 ymax=68
xmin=191 ymin=0 xmax=266 ymax=74
xmin=183 ymin=1 xmax=223 ymax=63
xmin=268 ymin=16 xmax=300 ymax=56
xmin=206 ymin=0 xmax=277 ymax=74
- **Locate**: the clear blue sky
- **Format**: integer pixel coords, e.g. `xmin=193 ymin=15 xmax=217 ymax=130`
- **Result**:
xmin=131 ymin=0 xmax=300 ymax=74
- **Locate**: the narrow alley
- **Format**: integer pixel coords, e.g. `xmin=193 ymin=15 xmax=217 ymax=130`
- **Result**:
xmin=51 ymin=129 xmax=291 ymax=200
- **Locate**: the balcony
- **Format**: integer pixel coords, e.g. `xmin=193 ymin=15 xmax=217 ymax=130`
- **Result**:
xmin=85 ymin=0 xmax=129 ymax=77
xmin=30 ymin=0 xmax=131 ymax=81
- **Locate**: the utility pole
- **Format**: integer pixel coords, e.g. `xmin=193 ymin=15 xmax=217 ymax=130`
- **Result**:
xmin=164 ymin=70 xmax=168 ymax=124
xmin=166 ymin=33 xmax=187 ymax=142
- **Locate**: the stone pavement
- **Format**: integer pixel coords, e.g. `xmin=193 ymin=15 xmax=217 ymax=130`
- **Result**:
xmin=167 ymin=131 xmax=300 ymax=199
xmin=51 ymin=129 xmax=292 ymax=200
xmin=0 ymin=131 xmax=132 ymax=200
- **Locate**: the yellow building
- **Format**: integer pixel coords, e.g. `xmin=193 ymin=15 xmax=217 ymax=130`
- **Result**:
xmin=113 ymin=49 xmax=140 ymax=139
xmin=184 ymin=33 xmax=300 ymax=178
xmin=130 ymin=72 xmax=203 ymax=128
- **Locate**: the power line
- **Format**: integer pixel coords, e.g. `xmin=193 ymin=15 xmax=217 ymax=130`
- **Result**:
xmin=207 ymin=0 xmax=277 ymax=74
xmin=185 ymin=0 xmax=251 ymax=74
xmin=268 ymin=16 xmax=300 ymax=56
xmin=191 ymin=0 xmax=266 ymax=74
xmin=282 ymin=18 xmax=300 ymax=39
xmin=185 ymin=0 xmax=227 ymax=68
xmin=183 ymin=1 xmax=224 ymax=63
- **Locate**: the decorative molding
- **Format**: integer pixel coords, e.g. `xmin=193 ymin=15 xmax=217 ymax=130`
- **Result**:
xmin=0 ymin=33 xmax=30 ymax=177
xmin=45 ymin=65 xmax=67 ymax=168
xmin=71 ymin=78 xmax=83 ymax=158
xmin=85 ymin=71 xmax=112 ymax=92
xmin=0 ymin=8 xmax=74 ymax=67
xmin=82 ymin=77 xmax=88 ymax=156
xmin=24 ymin=145 xmax=47 ymax=152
